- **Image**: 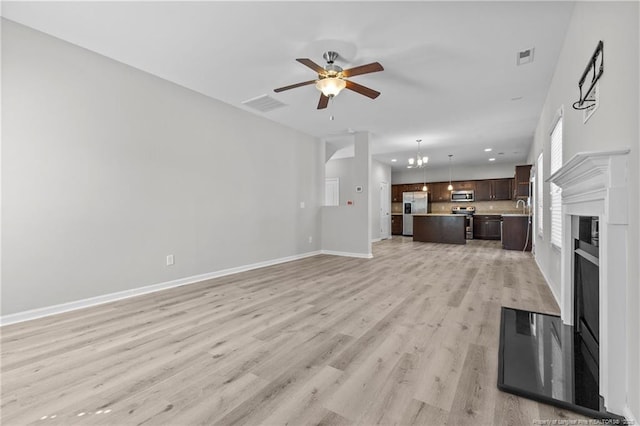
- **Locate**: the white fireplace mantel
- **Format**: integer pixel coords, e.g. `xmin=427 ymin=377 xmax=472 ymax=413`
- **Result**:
xmin=548 ymin=148 xmax=630 ymax=415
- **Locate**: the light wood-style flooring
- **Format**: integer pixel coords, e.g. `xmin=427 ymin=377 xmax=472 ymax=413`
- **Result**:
xmin=1 ymin=237 xmax=592 ymax=425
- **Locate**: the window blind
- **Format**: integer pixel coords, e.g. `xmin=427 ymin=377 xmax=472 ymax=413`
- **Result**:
xmin=550 ymin=116 xmax=563 ymax=248
xmin=537 ymin=152 xmax=543 ymax=235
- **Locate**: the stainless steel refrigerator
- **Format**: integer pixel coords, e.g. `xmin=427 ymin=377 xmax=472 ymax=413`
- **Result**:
xmin=402 ymin=191 xmax=429 ymax=236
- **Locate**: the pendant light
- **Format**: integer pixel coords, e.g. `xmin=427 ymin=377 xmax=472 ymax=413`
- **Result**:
xmin=422 ymin=166 xmax=428 ymax=192
xmin=447 ymin=154 xmax=454 ymax=191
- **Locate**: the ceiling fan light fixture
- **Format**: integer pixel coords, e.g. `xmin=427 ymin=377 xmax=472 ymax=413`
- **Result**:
xmin=315 ymin=77 xmax=346 ymax=97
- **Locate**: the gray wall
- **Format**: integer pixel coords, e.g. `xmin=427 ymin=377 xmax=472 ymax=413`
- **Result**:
xmin=392 ymin=162 xmax=518 ymax=184
xmin=321 ymin=134 xmax=372 ymax=257
xmin=2 ymin=20 xmax=322 ymax=315
xmin=325 ymin=157 xmax=390 ymax=244
xmin=526 ymin=2 xmax=639 ymax=419
xmin=325 ymin=158 xmax=355 ymax=207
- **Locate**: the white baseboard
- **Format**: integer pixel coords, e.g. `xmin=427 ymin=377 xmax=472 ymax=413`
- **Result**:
xmin=0 ymin=250 xmax=322 ymax=327
xmin=534 ymin=255 xmax=561 ymax=309
xmin=623 ymin=406 xmax=638 ymax=425
xmin=321 ymin=250 xmax=373 ymax=259
xmin=371 ymin=238 xmax=382 ymax=243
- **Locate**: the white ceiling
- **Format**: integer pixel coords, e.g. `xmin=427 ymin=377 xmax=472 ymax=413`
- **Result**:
xmin=2 ymin=1 xmax=575 ymax=171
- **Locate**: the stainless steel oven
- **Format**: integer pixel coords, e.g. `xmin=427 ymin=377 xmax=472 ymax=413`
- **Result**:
xmin=451 ymin=206 xmax=475 ymax=239
xmin=451 ymin=190 xmax=474 ymax=202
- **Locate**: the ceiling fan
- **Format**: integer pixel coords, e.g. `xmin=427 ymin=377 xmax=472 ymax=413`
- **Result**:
xmin=274 ymin=51 xmax=384 ymax=110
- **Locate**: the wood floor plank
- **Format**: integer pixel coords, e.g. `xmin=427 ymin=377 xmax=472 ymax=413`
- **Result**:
xmin=398 ymin=398 xmax=450 ymax=426
xmin=1 ymin=238 xmax=594 ymax=425
xmin=446 ymin=343 xmax=498 ymax=425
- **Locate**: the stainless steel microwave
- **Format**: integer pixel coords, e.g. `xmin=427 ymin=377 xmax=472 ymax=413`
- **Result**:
xmin=451 ymin=190 xmax=474 ymax=202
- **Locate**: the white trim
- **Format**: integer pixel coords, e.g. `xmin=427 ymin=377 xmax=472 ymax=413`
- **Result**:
xmin=321 ymin=250 xmax=373 ymax=259
xmin=370 ymin=238 xmax=382 ymax=243
xmin=623 ymin=406 xmax=638 ymax=426
xmin=0 ymin=250 xmax=322 ymax=327
xmin=548 ymin=105 xmax=564 ymax=135
xmin=534 ymin=256 xmax=561 ymax=308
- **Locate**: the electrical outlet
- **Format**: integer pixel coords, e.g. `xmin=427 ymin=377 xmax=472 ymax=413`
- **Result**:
xmin=308 ymin=236 xmax=313 ymax=243
xmin=300 ymin=201 xmax=305 ymax=209
xmin=166 ymin=254 xmax=174 ymax=266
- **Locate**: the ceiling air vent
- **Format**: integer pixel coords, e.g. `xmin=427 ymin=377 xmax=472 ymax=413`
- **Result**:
xmin=517 ymin=47 xmax=535 ymax=66
xmin=241 ymin=94 xmax=287 ymax=113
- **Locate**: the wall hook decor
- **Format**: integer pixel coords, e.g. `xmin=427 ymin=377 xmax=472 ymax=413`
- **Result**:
xmin=572 ymin=40 xmax=604 ymax=110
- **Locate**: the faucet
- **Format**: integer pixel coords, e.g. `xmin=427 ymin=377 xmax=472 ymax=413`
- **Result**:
xmin=516 ymin=199 xmax=526 ymax=214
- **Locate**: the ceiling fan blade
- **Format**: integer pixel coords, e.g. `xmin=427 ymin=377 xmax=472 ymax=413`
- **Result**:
xmin=345 ymin=80 xmax=381 ymax=99
xmin=296 ymin=58 xmax=326 ymax=75
xmin=317 ymin=94 xmax=330 ymax=109
xmin=273 ymin=80 xmax=317 ymax=93
xmin=341 ymin=62 xmax=384 ymax=78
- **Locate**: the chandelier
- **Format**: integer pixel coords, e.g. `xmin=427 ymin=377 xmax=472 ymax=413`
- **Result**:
xmin=407 ymin=139 xmax=428 ymax=168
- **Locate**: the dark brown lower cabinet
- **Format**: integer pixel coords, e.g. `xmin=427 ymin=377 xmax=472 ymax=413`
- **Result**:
xmin=413 ymin=215 xmax=466 ymax=245
xmin=391 ymin=215 xmax=403 ymax=235
xmin=502 ymin=215 xmax=533 ymax=251
xmin=473 ymin=215 xmax=502 ymax=240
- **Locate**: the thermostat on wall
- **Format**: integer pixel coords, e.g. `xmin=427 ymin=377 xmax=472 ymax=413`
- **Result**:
xmin=355 ymin=186 xmax=363 ymax=193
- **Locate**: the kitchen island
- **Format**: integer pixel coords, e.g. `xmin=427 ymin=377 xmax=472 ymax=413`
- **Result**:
xmin=412 ymin=214 xmax=466 ymax=245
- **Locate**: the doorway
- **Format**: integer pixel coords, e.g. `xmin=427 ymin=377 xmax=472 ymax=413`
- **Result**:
xmin=380 ymin=181 xmax=390 ymax=239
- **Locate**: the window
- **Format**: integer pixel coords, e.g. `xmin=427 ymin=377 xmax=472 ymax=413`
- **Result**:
xmin=537 ymin=152 xmax=543 ymax=236
xmin=549 ymin=113 xmax=563 ymax=248
xmin=325 ymin=178 xmax=339 ymax=206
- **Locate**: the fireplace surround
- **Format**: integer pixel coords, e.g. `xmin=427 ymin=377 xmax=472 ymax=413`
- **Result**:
xmin=548 ymin=149 xmax=630 ymax=415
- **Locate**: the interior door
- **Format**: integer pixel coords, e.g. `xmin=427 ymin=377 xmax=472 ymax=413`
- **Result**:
xmin=380 ymin=182 xmax=391 ymax=239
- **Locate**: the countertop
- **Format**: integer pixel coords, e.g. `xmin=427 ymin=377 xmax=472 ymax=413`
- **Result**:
xmin=393 ymin=212 xmax=531 ymax=217
xmin=412 ymin=213 xmax=460 ymax=217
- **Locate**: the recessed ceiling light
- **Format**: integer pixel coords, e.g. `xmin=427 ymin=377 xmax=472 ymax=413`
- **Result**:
xmin=484 ymin=148 xmax=492 ymax=152
xmin=391 ymin=159 xmax=397 ymax=162
xmin=489 ymin=158 xmax=496 ymax=162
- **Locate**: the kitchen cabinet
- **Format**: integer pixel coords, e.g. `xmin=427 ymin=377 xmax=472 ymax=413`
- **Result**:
xmin=391 ymin=185 xmax=403 ymax=202
xmin=473 ymin=215 xmax=502 ymax=240
xmin=430 ymin=182 xmax=450 ymax=202
xmin=413 ymin=215 xmax=466 ymax=245
xmin=502 ymin=215 xmax=532 ymax=251
xmin=391 ymin=215 xmax=403 ymax=235
xmin=475 ymin=179 xmax=512 ymax=201
xmin=404 ymin=183 xmax=426 ymax=192
xmin=493 ymin=179 xmax=512 ymax=200
xmin=451 ymin=180 xmax=476 ymax=191
xmin=515 ymin=165 xmax=532 ymax=198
